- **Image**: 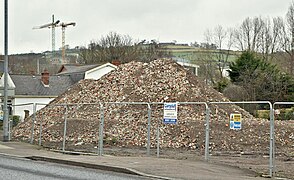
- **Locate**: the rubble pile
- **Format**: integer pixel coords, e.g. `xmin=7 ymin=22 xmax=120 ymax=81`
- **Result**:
xmin=12 ymin=59 xmax=293 ymax=155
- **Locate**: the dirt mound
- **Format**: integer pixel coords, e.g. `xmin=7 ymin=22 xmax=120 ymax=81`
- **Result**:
xmin=12 ymin=59 xmax=293 ymax=156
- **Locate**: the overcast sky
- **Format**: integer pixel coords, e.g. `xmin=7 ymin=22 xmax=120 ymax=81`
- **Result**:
xmin=0 ymin=0 xmax=293 ymax=54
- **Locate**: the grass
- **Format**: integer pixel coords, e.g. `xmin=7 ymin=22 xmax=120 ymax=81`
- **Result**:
xmin=162 ymin=44 xmax=240 ymax=64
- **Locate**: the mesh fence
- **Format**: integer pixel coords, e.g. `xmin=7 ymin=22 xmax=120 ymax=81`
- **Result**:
xmin=208 ymin=102 xmax=273 ymax=177
xmin=272 ymin=103 xmax=294 ymax=178
xmin=11 ymin=101 xmax=294 ymax=178
xmin=36 ymin=104 xmax=67 ymax=150
xmin=102 ymin=103 xmax=149 ymax=156
xmin=149 ymin=103 xmax=207 ymax=159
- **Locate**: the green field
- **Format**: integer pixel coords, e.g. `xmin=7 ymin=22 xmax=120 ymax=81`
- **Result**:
xmin=161 ymin=44 xmax=240 ymax=64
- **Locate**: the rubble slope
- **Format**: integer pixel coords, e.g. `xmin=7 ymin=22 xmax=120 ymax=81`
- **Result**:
xmin=12 ymin=59 xmax=293 ymax=155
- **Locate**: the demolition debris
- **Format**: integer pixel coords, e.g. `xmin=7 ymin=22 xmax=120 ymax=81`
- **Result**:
xmin=12 ymin=59 xmax=294 ymax=156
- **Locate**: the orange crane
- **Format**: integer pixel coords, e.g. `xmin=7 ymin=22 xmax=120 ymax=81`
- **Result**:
xmin=33 ymin=15 xmax=60 ymax=53
xmin=56 ymin=22 xmax=76 ymax=63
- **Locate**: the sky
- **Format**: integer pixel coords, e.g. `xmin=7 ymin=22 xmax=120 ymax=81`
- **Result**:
xmin=0 ymin=0 xmax=293 ymax=54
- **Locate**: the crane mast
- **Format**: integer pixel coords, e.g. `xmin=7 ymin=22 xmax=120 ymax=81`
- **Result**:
xmin=51 ymin=15 xmax=56 ymax=53
xmin=33 ymin=15 xmax=60 ymax=53
xmin=56 ymin=22 xmax=76 ymax=64
xmin=33 ymin=16 xmax=76 ymax=64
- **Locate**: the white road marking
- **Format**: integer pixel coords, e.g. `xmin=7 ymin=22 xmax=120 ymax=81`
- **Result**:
xmin=0 ymin=144 xmax=14 ymax=149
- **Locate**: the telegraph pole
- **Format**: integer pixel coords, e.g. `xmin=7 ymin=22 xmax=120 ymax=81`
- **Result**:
xmin=3 ymin=0 xmax=9 ymax=141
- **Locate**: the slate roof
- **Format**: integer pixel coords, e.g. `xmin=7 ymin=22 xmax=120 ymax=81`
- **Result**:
xmin=0 ymin=60 xmax=3 ymax=73
xmin=57 ymin=64 xmax=100 ymax=75
xmin=57 ymin=64 xmax=103 ymax=84
xmin=10 ymin=74 xmax=75 ymax=96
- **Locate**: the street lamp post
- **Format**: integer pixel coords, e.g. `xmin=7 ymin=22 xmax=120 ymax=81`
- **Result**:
xmin=3 ymin=0 xmax=9 ymax=141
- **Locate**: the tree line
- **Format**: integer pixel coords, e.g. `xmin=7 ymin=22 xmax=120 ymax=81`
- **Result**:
xmin=78 ymin=32 xmax=171 ymax=64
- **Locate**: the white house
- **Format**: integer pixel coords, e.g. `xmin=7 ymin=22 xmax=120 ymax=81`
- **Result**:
xmin=9 ymin=71 xmax=73 ymax=121
xmin=57 ymin=63 xmax=117 ymax=81
xmin=84 ymin=63 xmax=117 ymax=80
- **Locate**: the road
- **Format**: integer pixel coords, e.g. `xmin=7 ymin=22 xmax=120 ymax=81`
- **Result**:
xmin=0 ymin=154 xmax=150 ymax=180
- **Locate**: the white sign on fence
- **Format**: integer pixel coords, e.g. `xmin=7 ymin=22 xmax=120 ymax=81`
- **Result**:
xmin=163 ymin=102 xmax=178 ymax=124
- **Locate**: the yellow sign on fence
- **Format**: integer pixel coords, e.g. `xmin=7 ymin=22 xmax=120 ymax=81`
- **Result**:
xmin=229 ymin=113 xmax=242 ymax=130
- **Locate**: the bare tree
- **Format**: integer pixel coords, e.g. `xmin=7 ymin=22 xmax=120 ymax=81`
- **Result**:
xmin=234 ymin=16 xmax=288 ymax=63
xmin=200 ymin=25 xmax=234 ymax=87
xmin=214 ymin=26 xmax=234 ymax=79
xmin=280 ymin=2 xmax=294 ymax=75
xmin=256 ymin=17 xmax=281 ymax=61
xmin=79 ymin=32 xmax=171 ymax=64
xmin=138 ymin=40 xmax=172 ymax=62
xmin=79 ymin=32 xmax=140 ymax=64
xmin=234 ymin=17 xmax=265 ymax=52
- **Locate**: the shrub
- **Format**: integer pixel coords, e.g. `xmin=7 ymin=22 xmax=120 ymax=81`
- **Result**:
xmin=9 ymin=115 xmax=20 ymax=127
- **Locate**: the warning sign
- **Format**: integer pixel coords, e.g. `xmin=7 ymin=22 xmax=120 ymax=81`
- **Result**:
xmin=229 ymin=113 xmax=242 ymax=130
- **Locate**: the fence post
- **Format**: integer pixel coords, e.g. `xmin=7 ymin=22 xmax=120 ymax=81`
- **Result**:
xmin=8 ymin=106 xmax=11 ymax=141
xmin=269 ymin=104 xmax=274 ymax=177
xmin=147 ymin=103 xmax=151 ymax=156
xmin=204 ymin=106 xmax=210 ymax=161
xmin=99 ymin=103 xmax=104 ymax=156
xmin=39 ymin=111 xmax=44 ymax=146
xmin=30 ymin=103 xmax=36 ymax=144
xmin=156 ymin=118 xmax=160 ymax=158
xmin=62 ymin=105 xmax=68 ymax=152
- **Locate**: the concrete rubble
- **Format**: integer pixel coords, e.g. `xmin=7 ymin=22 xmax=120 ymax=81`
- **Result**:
xmin=12 ymin=59 xmax=293 ymax=156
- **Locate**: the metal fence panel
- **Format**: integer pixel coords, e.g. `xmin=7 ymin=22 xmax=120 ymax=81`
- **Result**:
xmin=35 ymin=104 xmax=67 ymax=150
xmin=273 ymin=102 xmax=294 ymax=178
xmin=150 ymin=102 xmax=209 ymax=160
xmin=101 ymin=102 xmax=149 ymax=156
xmin=10 ymin=103 xmax=34 ymax=142
xmin=209 ymin=101 xmax=274 ymax=177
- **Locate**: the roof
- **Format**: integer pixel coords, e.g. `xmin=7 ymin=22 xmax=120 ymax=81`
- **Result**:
xmin=85 ymin=63 xmax=117 ymax=75
xmin=10 ymin=74 xmax=74 ymax=96
xmin=57 ymin=64 xmax=100 ymax=75
xmin=57 ymin=63 xmax=117 ymax=82
xmin=0 ymin=73 xmax=16 ymax=89
xmin=0 ymin=60 xmax=3 ymax=73
xmin=172 ymin=57 xmax=200 ymax=68
xmin=177 ymin=61 xmax=200 ymax=68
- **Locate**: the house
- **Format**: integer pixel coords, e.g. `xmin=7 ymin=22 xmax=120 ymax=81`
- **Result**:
xmin=0 ymin=73 xmax=16 ymax=119
xmin=0 ymin=63 xmax=117 ymax=121
xmin=8 ymin=71 xmax=74 ymax=120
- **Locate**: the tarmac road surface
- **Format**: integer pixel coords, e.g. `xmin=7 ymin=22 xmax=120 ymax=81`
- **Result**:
xmin=0 ymin=154 xmax=149 ymax=180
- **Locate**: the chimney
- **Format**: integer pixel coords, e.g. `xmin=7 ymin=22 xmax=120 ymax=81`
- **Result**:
xmin=111 ymin=59 xmax=121 ymax=66
xmin=41 ymin=69 xmax=49 ymax=86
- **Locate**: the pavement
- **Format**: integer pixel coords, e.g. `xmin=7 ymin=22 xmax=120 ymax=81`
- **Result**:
xmin=0 ymin=140 xmax=271 ymax=180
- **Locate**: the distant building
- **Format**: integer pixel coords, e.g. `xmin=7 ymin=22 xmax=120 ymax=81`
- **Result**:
xmin=172 ymin=57 xmax=199 ymax=76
